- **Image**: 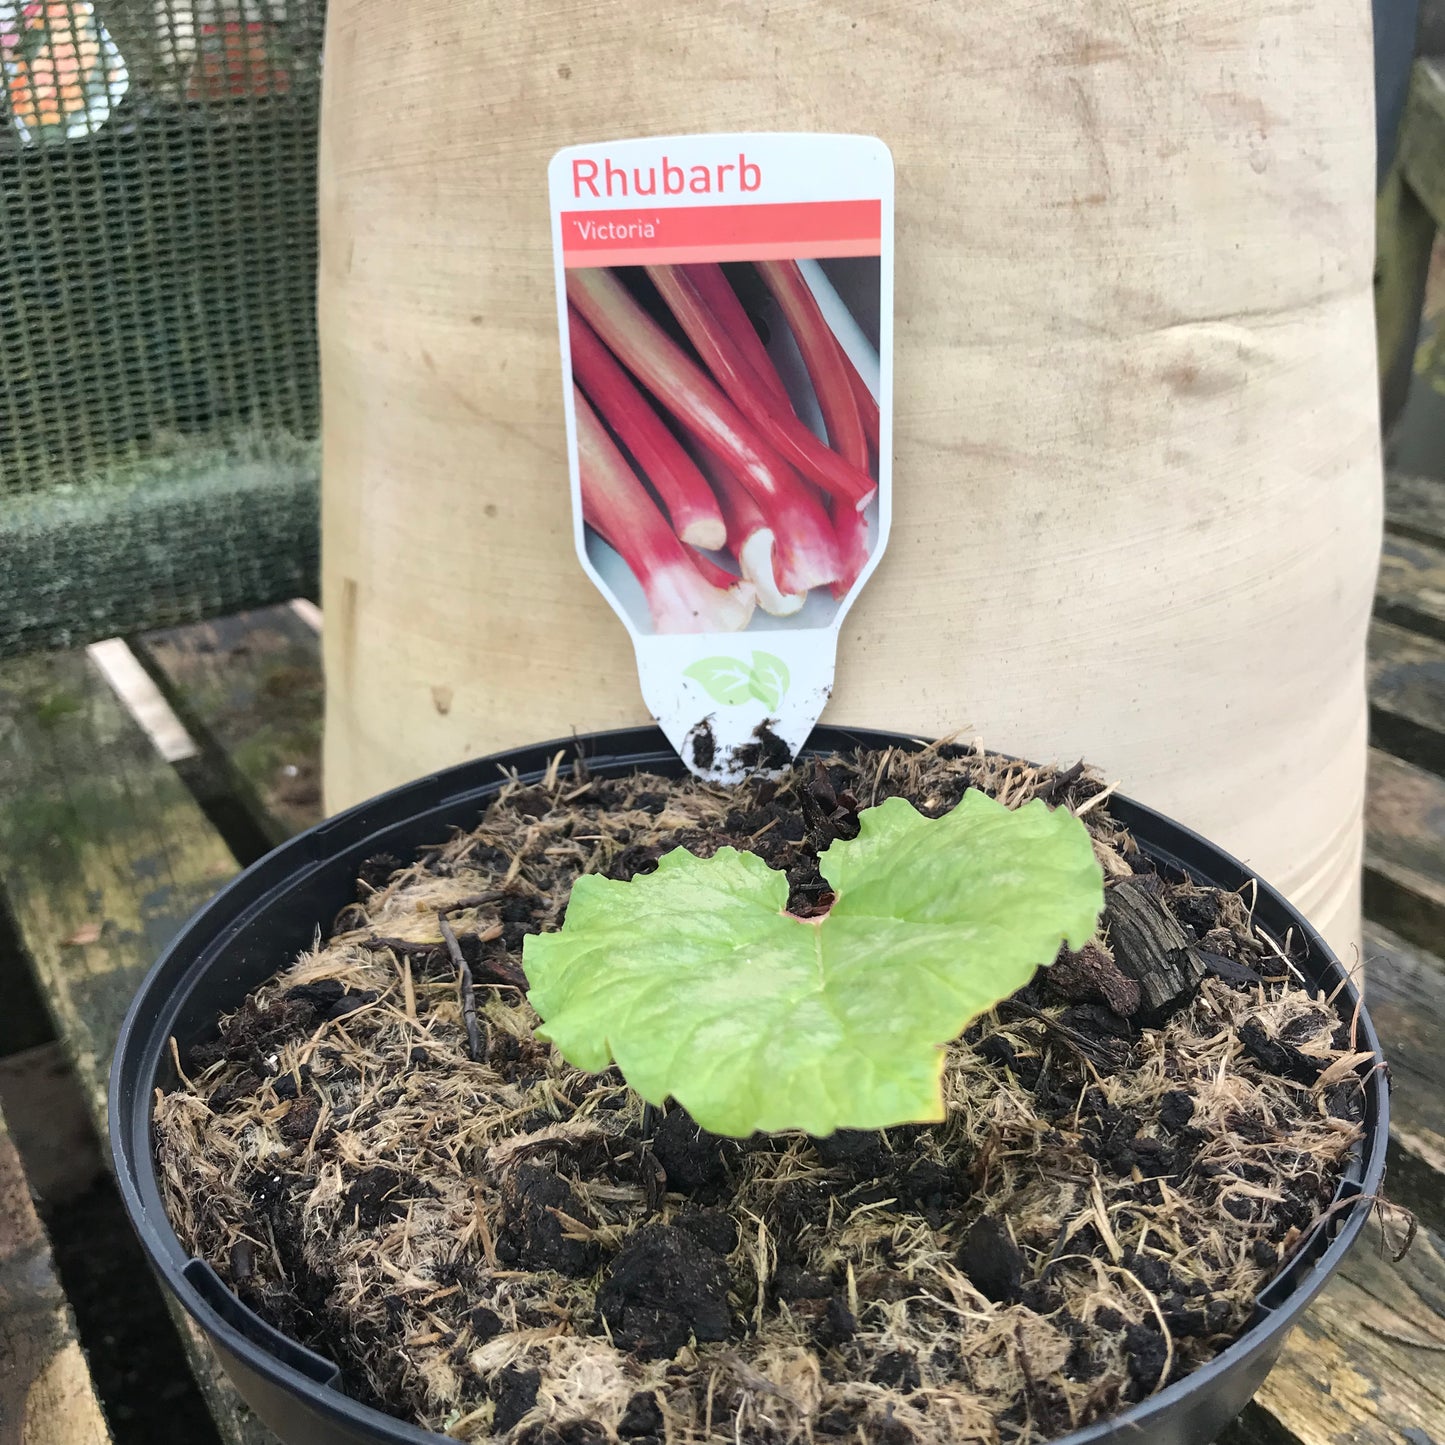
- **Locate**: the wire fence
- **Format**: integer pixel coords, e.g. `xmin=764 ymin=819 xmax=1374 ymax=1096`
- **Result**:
xmin=1 ymin=0 xmax=322 ymax=496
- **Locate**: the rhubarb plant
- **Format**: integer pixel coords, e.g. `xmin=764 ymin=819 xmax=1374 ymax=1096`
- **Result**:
xmin=523 ymin=790 xmax=1103 ymax=1137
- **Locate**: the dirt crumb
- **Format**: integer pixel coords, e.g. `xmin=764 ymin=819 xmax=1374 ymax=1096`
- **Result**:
xmin=595 ymin=1223 xmax=731 ymax=1359
xmin=497 ymin=1165 xmax=599 ymax=1277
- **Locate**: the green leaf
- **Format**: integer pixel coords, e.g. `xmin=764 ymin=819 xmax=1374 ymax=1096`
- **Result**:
xmin=524 ymin=791 xmax=1103 ymax=1137
xmin=683 ymin=656 xmax=755 ymax=707
xmin=747 ymin=652 xmax=789 ymax=710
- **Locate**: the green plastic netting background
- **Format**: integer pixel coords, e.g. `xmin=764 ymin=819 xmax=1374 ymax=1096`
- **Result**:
xmin=0 ymin=0 xmax=321 ymax=656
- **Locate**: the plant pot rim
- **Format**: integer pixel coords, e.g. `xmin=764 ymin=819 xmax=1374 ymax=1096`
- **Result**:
xmin=108 ymin=724 xmax=1390 ymax=1445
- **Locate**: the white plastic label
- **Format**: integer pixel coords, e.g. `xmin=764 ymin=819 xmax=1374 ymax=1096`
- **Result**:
xmin=549 ymin=132 xmax=893 ymax=779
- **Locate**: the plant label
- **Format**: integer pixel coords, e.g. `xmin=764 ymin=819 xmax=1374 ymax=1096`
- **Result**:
xmin=548 ymin=132 xmax=894 ymax=781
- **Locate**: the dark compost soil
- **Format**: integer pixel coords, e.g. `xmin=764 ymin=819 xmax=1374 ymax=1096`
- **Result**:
xmin=154 ymin=746 xmax=1371 ymax=1445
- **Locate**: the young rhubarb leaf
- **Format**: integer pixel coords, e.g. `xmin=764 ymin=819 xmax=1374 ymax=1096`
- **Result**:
xmin=523 ymin=790 xmax=1103 ymax=1137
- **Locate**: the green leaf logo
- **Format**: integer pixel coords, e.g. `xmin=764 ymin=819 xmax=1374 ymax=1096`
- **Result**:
xmin=524 ymin=791 xmax=1104 ymax=1137
xmin=682 ymin=656 xmax=754 ymax=706
xmin=684 ymin=652 xmax=790 ymax=711
xmin=747 ymin=652 xmax=789 ymax=710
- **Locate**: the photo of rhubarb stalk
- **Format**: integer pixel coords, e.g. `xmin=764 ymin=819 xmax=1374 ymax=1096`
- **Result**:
xmin=564 ymin=257 xmax=881 ymax=635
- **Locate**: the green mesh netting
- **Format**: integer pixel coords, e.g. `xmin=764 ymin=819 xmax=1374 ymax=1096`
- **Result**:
xmin=1 ymin=0 xmax=322 ymax=655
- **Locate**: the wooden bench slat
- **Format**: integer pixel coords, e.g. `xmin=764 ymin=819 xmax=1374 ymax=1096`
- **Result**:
xmin=0 ymin=1044 xmax=106 ymax=1208
xmin=0 ymin=1103 xmax=112 ymax=1444
xmin=1386 ymin=472 xmax=1445 ymax=552
xmin=1250 ymin=1225 xmax=1445 ymax=1445
xmin=1361 ymin=923 xmax=1445 ymax=1209
xmin=1365 ymin=747 xmax=1445 ymax=956
xmin=1231 ymin=913 xmax=1445 ymax=1444
xmin=0 ymin=650 xmax=239 ymax=1104
xmin=1378 ymin=534 xmax=1445 ymax=644
xmin=1369 ymin=618 xmax=1445 ymax=778
xmin=1377 ymin=174 xmax=1438 ymax=428
xmin=133 ymin=606 xmax=325 ymax=847
xmin=0 ymin=648 xmax=278 ymax=1445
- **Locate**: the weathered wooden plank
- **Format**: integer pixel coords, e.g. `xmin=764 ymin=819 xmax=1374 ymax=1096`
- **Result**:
xmin=1369 ymin=618 xmax=1445 ymax=777
xmin=0 ymin=650 xmax=238 ymax=1109
xmin=0 ymin=1102 xmax=111 ymax=1445
xmin=1377 ymin=535 xmax=1445 ymax=643
xmin=0 ymin=649 xmax=277 ymax=1445
xmin=1364 ymin=748 xmax=1445 ymax=955
xmin=1360 ymin=923 xmax=1445 ymax=1218
xmin=1248 ymin=1226 xmax=1445 ymax=1445
xmin=1402 ymin=59 xmax=1445 ymax=232
xmin=1385 ymin=472 xmax=1445 ymax=551
xmin=133 ymin=606 xmax=324 ymax=846
xmin=85 ymin=639 xmax=197 ymax=765
xmin=1223 ymin=915 xmax=1445 ymax=1443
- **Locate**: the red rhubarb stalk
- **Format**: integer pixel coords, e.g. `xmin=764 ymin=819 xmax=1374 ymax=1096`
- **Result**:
xmin=698 ymin=451 xmax=808 ymax=617
xmin=844 ymin=353 xmax=881 ymax=455
xmin=752 ymin=259 xmax=879 ymax=596
xmin=568 ymin=306 xmax=726 ymax=552
xmin=818 ymin=327 xmax=872 ymax=597
xmin=687 ymin=547 xmax=745 ymax=591
xmin=755 ymin=258 xmax=869 ymax=472
xmin=684 ymin=259 xmax=873 ymax=614
xmin=573 ymin=387 xmax=756 ymax=633
xmin=682 ymin=542 xmax=814 ymax=623
xmin=689 ymin=260 xmax=873 ymax=597
xmin=830 ymin=331 xmax=878 ymax=593
xmin=679 ymin=263 xmax=792 ymax=407
xmin=567 ymin=267 xmax=842 ymax=591
xmin=687 ymin=260 xmax=879 ymax=456
xmin=829 ymin=496 xmax=871 ymax=598
xmin=644 ymin=265 xmax=875 ymax=512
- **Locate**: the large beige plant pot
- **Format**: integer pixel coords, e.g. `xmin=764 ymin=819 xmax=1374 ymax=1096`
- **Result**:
xmin=318 ymin=2 xmax=1382 ymax=960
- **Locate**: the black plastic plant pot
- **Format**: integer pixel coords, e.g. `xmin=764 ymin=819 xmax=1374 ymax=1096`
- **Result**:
xmin=109 ymin=725 xmax=1389 ymax=1445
